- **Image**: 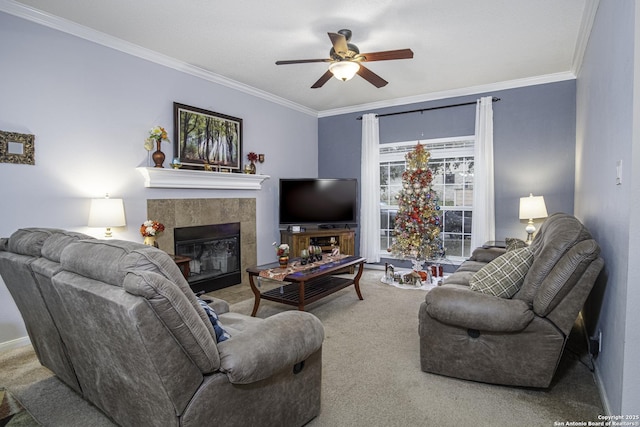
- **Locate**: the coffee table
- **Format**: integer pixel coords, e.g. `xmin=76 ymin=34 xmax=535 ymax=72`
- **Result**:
xmin=246 ymin=255 xmax=366 ymax=316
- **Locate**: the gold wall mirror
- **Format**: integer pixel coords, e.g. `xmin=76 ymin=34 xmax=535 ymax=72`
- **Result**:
xmin=0 ymin=131 xmax=35 ymax=165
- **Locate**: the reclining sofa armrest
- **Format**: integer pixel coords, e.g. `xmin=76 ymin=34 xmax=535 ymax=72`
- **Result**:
xmin=204 ymin=297 xmax=230 ymax=314
xmin=0 ymin=238 xmax=8 ymax=251
xmin=469 ymin=246 xmax=506 ymax=263
xmin=425 ymin=286 xmax=534 ymax=332
xmin=217 ymin=311 xmax=324 ymax=384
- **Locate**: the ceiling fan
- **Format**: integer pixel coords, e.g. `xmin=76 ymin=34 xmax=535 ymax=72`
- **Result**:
xmin=275 ymin=29 xmax=414 ymax=89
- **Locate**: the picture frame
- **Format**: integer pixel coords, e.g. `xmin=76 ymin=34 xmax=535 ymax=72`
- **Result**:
xmin=0 ymin=130 xmax=35 ymax=165
xmin=174 ymin=103 xmax=242 ymax=171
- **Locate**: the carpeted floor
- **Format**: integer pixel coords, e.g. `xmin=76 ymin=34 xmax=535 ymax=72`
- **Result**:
xmin=0 ymin=270 xmax=603 ymax=426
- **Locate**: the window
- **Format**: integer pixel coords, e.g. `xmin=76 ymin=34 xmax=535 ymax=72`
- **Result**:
xmin=380 ymin=136 xmax=475 ymax=261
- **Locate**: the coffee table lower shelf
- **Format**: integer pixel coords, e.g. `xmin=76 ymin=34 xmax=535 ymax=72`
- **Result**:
xmin=261 ymin=275 xmax=354 ymax=308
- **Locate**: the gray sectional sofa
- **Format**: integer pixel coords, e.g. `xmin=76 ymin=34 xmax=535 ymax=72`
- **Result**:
xmin=0 ymin=228 xmax=324 ymax=426
xmin=419 ymin=213 xmax=604 ymax=387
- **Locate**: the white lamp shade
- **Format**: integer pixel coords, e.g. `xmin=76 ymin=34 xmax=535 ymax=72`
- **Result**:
xmin=329 ymin=61 xmax=360 ymax=81
xmin=88 ymin=198 xmax=126 ymax=227
xmin=519 ymin=194 xmax=548 ymax=220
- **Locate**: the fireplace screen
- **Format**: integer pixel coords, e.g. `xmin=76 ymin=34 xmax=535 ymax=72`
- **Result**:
xmin=174 ymin=223 xmax=241 ymax=293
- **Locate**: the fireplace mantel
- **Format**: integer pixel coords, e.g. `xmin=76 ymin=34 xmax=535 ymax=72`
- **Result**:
xmin=137 ymin=167 xmax=269 ymax=190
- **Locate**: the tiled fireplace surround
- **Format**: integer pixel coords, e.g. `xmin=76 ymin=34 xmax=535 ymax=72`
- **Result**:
xmin=147 ymin=198 xmax=257 ymax=288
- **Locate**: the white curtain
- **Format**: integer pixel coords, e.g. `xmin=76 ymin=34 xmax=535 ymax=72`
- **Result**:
xmin=359 ymin=113 xmax=381 ymax=263
xmin=471 ymin=96 xmax=496 ymax=250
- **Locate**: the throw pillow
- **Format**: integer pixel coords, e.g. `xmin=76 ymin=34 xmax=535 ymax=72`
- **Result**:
xmin=505 ymin=237 xmax=528 ymax=251
xmin=197 ymin=298 xmax=231 ymax=343
xmin=469 ymin=247 xmax=534 ymax=298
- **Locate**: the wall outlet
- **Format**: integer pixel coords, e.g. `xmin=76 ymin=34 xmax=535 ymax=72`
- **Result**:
xmin=589 ymin=330 xmax=602 ymax=358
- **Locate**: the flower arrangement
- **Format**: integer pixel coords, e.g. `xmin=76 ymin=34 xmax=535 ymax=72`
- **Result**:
xmin=144 ymin=126 xmax=170 ymax=151
xmin=272 ymin=242 xmax=290 ymax=256
xmin=140 ymin=220 xmax=165 ymax=237
xmin=247 ymin=152 xmax=258 ymax=162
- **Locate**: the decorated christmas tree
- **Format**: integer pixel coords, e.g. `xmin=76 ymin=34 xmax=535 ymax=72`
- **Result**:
xmin=388 ymin=143 xmax=444 ymax=268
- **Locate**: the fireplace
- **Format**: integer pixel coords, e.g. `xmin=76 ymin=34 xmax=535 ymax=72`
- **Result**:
xmin=174 ymin=223 xmax=241 ymax=293
xmin=147 ymin=198 xmax=256 ymax=291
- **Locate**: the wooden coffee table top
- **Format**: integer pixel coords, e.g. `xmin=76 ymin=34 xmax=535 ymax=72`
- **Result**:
xmin=246 ymin=255 xmax=366 ymax=315
xmin=246 ymin=255 xmax=365 ymax=282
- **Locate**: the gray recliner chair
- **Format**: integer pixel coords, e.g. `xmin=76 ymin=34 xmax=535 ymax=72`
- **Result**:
xmin=419 ymin=213 xmax=604 ymax=388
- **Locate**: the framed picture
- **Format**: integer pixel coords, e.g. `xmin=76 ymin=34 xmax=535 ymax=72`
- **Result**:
xmin=174 ymin=103 xmax=242 ymax=171
xmin=0 ymin=131 xmax=35 ymax=165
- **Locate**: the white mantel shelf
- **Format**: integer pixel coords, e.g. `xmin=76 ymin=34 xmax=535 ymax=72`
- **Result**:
xmin=137 ymin=167 xmax=270 ymax=190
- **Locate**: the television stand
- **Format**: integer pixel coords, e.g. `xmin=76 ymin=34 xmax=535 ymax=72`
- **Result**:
xmin=280 ymin=228 xmax=356 ymax=272
xmin=318 ymin=224 xmax=350 ymax=229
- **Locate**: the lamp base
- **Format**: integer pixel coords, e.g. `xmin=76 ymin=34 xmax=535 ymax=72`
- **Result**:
xmin=524 ymin=220 xmax=536 ymax=245
xmin=525 ymin=232 xmax=534 ymax=245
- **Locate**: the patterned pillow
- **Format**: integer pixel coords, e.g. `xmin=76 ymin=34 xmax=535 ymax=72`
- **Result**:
xmin=469 ymin=247 xmax=534 ymax=298
xmin=505 ymin=237 xmax=528 ymax=251
xmin=197 ymin=298 xmax=231 ymax=343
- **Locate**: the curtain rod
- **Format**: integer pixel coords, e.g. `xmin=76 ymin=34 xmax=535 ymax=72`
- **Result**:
xmin=355 ymin=96 xmax=500 ymax=120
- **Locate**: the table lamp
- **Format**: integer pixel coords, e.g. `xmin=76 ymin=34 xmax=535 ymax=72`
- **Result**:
xmin=519 ymin=193 xmax=548 ymax=244
xmin=88 ymin=194 xmax=126 ymax=238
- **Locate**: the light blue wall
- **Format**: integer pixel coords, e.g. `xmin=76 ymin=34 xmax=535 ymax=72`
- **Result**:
xmin=319 ymin=81 xmax=577 ymax=257
xmin=0 ymin=11 xmax=318 ymax=345
xmin=575 ymin=0 xmax=639 ymax=415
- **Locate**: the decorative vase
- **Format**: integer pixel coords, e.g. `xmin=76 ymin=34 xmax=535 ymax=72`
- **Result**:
xmin=143 ymin=236 xmax=158 ymax=248
xmin=249 ymin=161 xmax=256 ymax=174
xmin=278 ymin=255 xmax=289 ymax=268
xmin=152 ymin=139 xmax=165 ymax=168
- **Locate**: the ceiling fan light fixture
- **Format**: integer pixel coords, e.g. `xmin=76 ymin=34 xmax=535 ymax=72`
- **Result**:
xmin=329 ymin=61 xmax=360 ymax=82
xmin=276 ymin=29 xmax=412 ymax=89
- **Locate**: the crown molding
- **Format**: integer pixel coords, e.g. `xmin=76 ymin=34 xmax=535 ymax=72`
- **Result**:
xmin=318 ymin=72 xmax=577 ymax=118
xmin=572 ymin=0 xmax=600 ymax=76
xmin=0 ymin=0 xmax=318 ymax=117
xmin=1 ymin=0 xmax=580 ymax=120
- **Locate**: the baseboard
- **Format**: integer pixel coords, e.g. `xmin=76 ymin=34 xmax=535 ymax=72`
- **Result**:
xmin=593 ymin=364 xmax=612 ymax=415
xmin=0 ymin=336 xmax=31 ymax=352
xmin=576 ymin=312 xmax=611 ymax=415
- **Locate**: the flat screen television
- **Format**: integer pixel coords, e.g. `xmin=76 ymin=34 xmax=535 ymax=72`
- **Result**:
xmin=279 ymin=178 xmax=358 ymax=226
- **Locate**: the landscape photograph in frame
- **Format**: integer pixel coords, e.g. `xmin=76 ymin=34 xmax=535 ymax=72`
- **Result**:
xmin=174 ymin=103 xmax=242 ymax=171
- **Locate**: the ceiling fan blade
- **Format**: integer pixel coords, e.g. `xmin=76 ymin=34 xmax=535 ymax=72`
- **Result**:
xmin=357 ymin=65 xmax=388 ymax=88
xmin=328 ymin=32 xmax=349 ymax=58
xmin=357 ymin=49 xmax=414 ymax=62
xmin=311 ymin=70 xmax=334 ymax=89
xmin=276 ymin=58 xmax=331 ymax=65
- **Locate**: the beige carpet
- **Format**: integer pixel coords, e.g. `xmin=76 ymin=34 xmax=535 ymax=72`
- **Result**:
xmin=0 ymin=270 xmax=603 ymax=426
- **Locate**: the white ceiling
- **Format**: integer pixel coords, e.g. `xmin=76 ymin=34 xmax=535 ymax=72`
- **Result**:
xmin=5 ymin=0 xmax=594 ymax=115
